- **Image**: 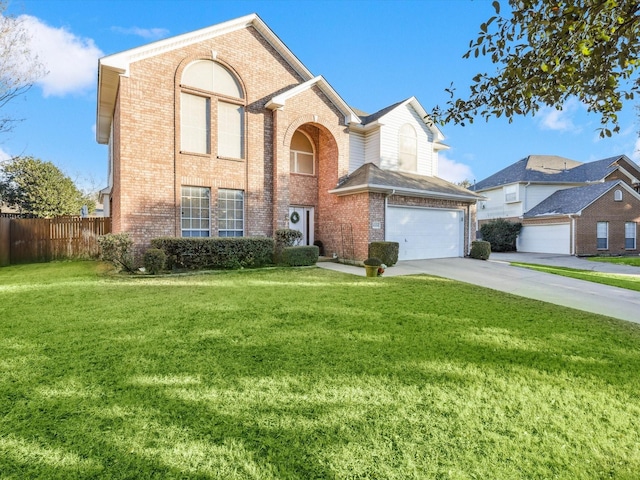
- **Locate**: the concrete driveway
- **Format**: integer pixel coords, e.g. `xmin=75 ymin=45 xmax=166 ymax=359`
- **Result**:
xmin=318 ymin=253 xmax=640 ymax=324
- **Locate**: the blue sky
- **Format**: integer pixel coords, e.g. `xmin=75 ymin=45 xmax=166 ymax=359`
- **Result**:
xmin=2 ymin=0 xmax=639 ymax=192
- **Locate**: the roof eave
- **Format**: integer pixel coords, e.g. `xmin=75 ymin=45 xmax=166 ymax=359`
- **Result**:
xmin=329 ymin=183 xmax=483 ymax=201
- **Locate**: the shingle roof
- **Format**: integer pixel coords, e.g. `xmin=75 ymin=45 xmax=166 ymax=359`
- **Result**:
xmin=523 ymin=181 xmax=622 ymax=218
xmin=354 ymin=100 xmax=407 ymax=125
xmin=331 ymin=163 xmax=482 ymax=201
xmin=472 ymin=154 xmax=639 ymax=191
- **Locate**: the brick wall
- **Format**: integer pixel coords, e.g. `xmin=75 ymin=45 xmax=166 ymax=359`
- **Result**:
xmin=576 ymin=188 xmax=640 ymax=255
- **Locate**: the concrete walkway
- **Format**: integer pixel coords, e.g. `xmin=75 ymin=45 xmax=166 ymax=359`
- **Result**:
xmin=317 ymin=253 xmax=640 ymax=324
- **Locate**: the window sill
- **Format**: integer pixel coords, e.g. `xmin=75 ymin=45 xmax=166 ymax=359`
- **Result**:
xmin=180 ymin=151 xmax=210 ymax=158
xmin=217 ymin=156 xmax=244 ymax=162
xmin=290 ymin=172 xmax=316 ymax=177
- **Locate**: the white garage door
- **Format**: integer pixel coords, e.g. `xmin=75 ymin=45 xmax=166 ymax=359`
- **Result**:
xmin=386 ymin=206 xmax=463 ymax=260
xmin=517 ymin=224 xmax=570 ymax=254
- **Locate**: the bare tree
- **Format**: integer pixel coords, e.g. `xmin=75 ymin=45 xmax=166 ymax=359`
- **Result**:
xmin=0 ymin=0 xmax=46 ymax=134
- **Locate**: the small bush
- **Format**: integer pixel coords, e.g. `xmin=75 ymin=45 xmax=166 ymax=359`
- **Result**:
xmin=150 ymin=237 xmax=274 ymax=270
xmin=480 ymin=219 xmax=522 ymax=252
xmin=97 ymin=233 xmax=135 ymax=272
xmin=274 ymin=229 xmax=303 ymax=264
xmin=143 ymin=248 xmax=166 ymax=274
xmin=368 ymin=242 xmax=399 ymax=266
xmin=281 ymin=246 xmax=319 ymax=266
xmin=470 ymin=240 xmax=491 ymax=260
xmin=364 ymin=257 xmax=383 ymax=266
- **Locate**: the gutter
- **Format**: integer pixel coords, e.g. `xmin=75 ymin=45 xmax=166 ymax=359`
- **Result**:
xmin=329 ymin=183 xmax=485 ymax=201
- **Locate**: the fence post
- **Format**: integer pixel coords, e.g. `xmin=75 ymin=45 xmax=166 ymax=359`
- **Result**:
xmin=0 ymin=217 xmax=9 ymax=267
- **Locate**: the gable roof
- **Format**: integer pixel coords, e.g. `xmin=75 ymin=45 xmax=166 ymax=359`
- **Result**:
xmin=265 ymin=76 xmax=361 ymax=125
xmin=97 ymin=13 xmax=313 ymax=144
xmin=523 ymin=180 xmax=637 ymax=218
xmin=350 ymin=97 xmax=447 ymax=147
xmin=474 ymin=154 xmax=638 ymax=191
xmin=329 ymin=162 xmax=483 ymax=201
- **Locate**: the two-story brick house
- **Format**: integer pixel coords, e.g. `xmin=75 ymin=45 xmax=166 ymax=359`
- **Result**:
xmin=474 ymin=155 xmax=640 ymax=255
xmin=97 ymin=14 xmax=481 ymax=261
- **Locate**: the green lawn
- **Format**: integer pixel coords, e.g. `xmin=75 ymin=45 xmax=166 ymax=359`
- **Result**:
xmin=588 ymin=256 xmax=640 ymax=267
xmin=1 ymin=262 xmax=640 ymax=479
xmin=511 ymin=262 xmax=640 ymax=292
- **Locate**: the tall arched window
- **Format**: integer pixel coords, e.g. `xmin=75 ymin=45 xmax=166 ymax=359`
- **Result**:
xmin=290 ymin=130 xmax=315 ymax=175
xmin=180 ymin=60 xmax=244 ymax=158
xmin=398 ymin=123 xmax=417 ymax=172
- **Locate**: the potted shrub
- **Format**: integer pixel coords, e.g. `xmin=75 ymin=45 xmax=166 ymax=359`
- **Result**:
xmin=363 ymin=257 xmax=382 ymax=277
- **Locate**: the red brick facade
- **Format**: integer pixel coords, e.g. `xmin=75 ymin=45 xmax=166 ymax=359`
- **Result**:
xmin=102 ymin=18 xmax=477 ymax=261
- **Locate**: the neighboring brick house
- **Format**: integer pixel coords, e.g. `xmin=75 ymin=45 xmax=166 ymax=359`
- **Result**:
xmin=474 ymin=155 xmax=640 ymax=255
xmin=97 ymin=14 xmax=481 ymax=261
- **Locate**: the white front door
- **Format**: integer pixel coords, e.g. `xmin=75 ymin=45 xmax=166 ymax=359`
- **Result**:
xmin=289 ymin=206 xmax=314 ymax=246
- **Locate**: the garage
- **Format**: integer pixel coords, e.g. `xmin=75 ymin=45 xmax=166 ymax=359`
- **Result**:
xmin=517 ymin=224 xmax=570 ymax=254
xmin=386 ymin=206 xmax=464 ymax=260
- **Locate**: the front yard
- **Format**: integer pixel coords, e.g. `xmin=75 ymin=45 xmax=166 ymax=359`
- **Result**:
xmin=1 ymin=262 xmax=639 ymax=479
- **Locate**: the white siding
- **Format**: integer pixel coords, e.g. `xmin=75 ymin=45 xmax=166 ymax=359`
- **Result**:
xmin=349 ymin=131 xmax=365 ymax=173
xmin=364 ymin=129 xmax=381 ymax=167
xmin=378 ymin=104 xmax=437 ymax=176
xmin=524 ymin=185 xmax=573 ymax=211
xmin=477 ymin=186 xmax=525 ymax=220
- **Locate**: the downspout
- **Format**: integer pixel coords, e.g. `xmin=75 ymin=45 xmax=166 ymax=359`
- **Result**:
xmin=467 ymin=204 xmax=472 ymax=256
xmin=568 ymin=214 xmax=576 ymax=256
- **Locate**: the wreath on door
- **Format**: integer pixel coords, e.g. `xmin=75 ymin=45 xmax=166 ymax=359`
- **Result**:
xmin=290 ymin=211 xmax=300 ymax=224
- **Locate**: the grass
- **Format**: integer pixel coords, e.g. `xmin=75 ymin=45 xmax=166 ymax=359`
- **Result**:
xmin=588 ymin=256 xmax=640 ymax=267
xmin=1 ymin=261 xmax=640 ymax=479
xmin=511 ymin=262 xmax=640 ymax=292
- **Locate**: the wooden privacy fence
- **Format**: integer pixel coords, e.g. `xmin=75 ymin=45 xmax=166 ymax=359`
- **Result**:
xmin=0 ymin=217 xmax=111 ymax=266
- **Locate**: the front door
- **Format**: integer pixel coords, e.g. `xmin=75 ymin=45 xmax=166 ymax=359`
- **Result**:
xmin=289 ymin=206 xmax=314 ymax=246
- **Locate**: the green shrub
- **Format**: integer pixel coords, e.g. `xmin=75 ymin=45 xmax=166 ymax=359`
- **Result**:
xmin=363 ymin=257 xmax=382 ymax=266
xmin=480 ymin=219 xmax=522 ymax=252
xmin=470 ymin=240 xmax=491 ymax=260
xmin=97 ymin=233 xmax=135 ymax=272
xmin=368 ymin=242 xmax=399 ymax=266
xmin=274 ymin=229 xmax=303 ymax=264
xmin=150 ymin=237 xmax=274 ymax=270
xmin=143 ymin=248 xmax=166 ymax=274
xmin=281 ymin=246 xmax=319 ymax=266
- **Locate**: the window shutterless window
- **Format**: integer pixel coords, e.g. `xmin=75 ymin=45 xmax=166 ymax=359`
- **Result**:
xmin=289 ymin=130 xmax=314 ymax=174
xmin=181 ymin=93 xmax=210 ymax=154
xmin=181 ymin=186 xmax=210 ymax=237
xmin=218 ymin=189 xmax=244 ymax=237
xmin=625 ymin=222 xmax=636 ymax=249
xmin=504 ymin=184 xmax=518 ymax=203
xmin=398 ymin=124 xmax=417 ymax=172
xmin=596 ymin=221 xmax=608 ymax=249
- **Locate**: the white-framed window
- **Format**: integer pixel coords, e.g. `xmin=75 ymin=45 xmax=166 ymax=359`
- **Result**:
xmin=504 ymin=184 xmax=519 ymax=203
xmin=398 ymin=123 xmax=417 ymax=172
xmin=289 ymin=130 xmax=315 ymax=175
xmin=625 ymin=222 xmax=636 ymax=249
xmin=181 ymin=186 xmax=210 ymax=237
xmin=614 ymin=189 xmax=623 ymax=201
xmin=597 ymin=221 xmax=608 ymax=250
xmin=218 ymin=189 xmax=244 ymax=237
xmin=181 ymin=93 xmax=210 ymax=154
xmin=218 ymin=101 xmax=244 ymax=159
xmin=180 ymin=60 xmax=244 ymax=158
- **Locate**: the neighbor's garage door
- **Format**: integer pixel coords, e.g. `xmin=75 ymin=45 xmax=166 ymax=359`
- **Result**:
xmin=386 ymin=206 xmax=463 ymax=260
xmin=517 ymin=224 xmax=570 ymax=254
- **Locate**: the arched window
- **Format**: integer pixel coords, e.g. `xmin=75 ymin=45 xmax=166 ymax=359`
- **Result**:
xmin=180 ymin=60 xmax=244 ymax=158
xmin=290 ymin=130 xmax=315 ymax=175
xmin=614 ymin=189 xmax=623 ymax=201
xmin=398 ymin=123 xmax=417 ymax=172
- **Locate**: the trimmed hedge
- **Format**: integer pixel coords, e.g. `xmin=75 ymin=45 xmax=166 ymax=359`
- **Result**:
xmin=150 ymin=237 xmax=274 ymax=270
xmin=480 ymin=219 xmax=522 ymax=252
xmin=280 ymin=245 xmax=319 ymax=266
xmin=364 ymin=257 xmax=383 ymax=266
xmin=470 ymin=240 xmax=491 ymax=260
xmin=143 ymin=248 xmax=166 ymax=274
xmin=368 ymin=242 xmax=399 ymax=266
xmin=97 ymin=232 xmax=135 ymax=272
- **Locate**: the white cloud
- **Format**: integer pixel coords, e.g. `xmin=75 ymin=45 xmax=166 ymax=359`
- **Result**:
xmin=111 ymin=26 xmax=169 ymax=40
xmin=537 ymin=98 xmax=581 ymax=132
xmin=0 ymin=147 xmax=11 ymax=161
xmin=20 ymin=15 xmax=103 ymax=97
xmin=438 ymin=154 xmax=475 ymax=184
